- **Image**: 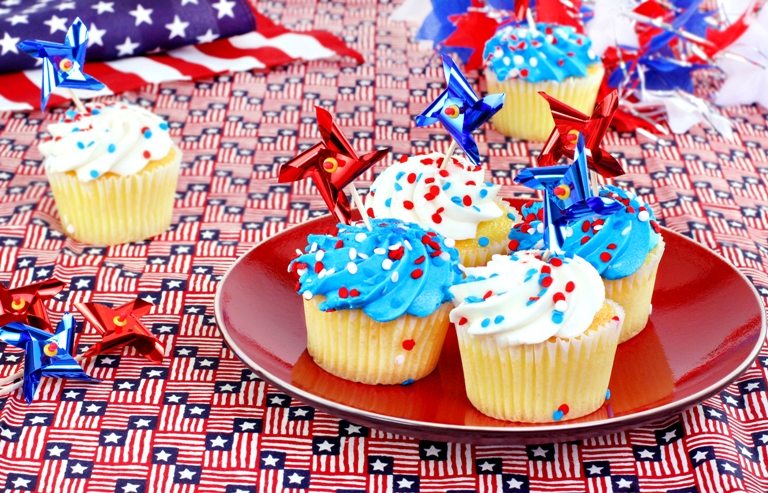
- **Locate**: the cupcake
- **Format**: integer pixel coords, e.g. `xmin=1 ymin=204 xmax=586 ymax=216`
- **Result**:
xmin=39 ymin=102 xmax=181 ymax=245
xmin=365 ymin=152 xmax=517 ymax=267
xmin=483 ymin=23 xmax=604 ymax=140
xmin=508 ymin=185 xmax=664 ymax=342
xmin=449 ymin=251 xmax=623 ymax=422
xmin=289 ymin=218 xmax=462 ymax=385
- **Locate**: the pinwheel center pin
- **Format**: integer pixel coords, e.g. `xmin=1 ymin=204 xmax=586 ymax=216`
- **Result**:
xmin=11 ymin=298 xmax=26 ymax=311
xmin=58 ymin=58 xmax=74 ymax=73
xmin=554 ymin=184 xmax=571 ymax=200
xmin=566 ymin=129 xmax=580 ymax=144
xmin=43 ymin=342 xmax=59 ymax=357
xmin=444 ymin=104 xmax=461 ymax=119
xmin=322 ymin=157 xmax=339 ymax=173
xmin=113 ymin=316 xmax=128 ymax=327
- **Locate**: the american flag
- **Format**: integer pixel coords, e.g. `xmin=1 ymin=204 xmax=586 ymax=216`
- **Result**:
xmin=0 ymin=0 xmax=363 ymax=110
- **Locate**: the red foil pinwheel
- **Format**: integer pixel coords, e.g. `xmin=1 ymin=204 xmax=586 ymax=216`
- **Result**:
xmin=74 ymin=299 xmax=164 ymax=362
xmin=537 ymin=90 xmax=624 ymax=178
xmin=278 ymin=106 xmax=389 ymax=224
xmin=0 ymin=279 xmax=65 ymax=331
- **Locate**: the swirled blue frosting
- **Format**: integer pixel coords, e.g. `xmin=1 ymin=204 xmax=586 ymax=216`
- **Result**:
xmin=289 ymin=218 xmax=462 ymax=322
xmin=483 ymin=23 xmax=600 ymax=83
xmin=507 ymin=186 xmax=661 ymax=280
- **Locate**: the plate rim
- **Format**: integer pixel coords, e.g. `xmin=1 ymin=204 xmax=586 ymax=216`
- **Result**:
xmin=214 ymin=212 xmax=767 ymax=436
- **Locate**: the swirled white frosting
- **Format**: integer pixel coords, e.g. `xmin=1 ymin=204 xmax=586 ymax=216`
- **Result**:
xmin=449 ymin=251 xmax=605 ymax=345
xmin=365 ymin=152 xmax=503 ymax=240
xmin=39 ymin=102 xmax=175 ymax=182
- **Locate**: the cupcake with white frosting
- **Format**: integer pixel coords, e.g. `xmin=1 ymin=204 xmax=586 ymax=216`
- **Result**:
xmin=39 ymin=102 xmax=181 ymax=245
xmin=449 ymin=251 xmax=623 ymax=422
xmin=365 ymin=152 xmax=517 ymax=266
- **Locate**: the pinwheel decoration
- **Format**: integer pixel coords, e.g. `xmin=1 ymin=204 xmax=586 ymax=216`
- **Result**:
xmin=279 ymin=106 xmax=389 ymax=224
xmin=0 ymin=279 xmax=65 ymax=330
xmin=17 ymin=17 xmax=105 ymax=110
xmin=0 ymin=313 xmax=95 ymax=403
xmin=415 ymin=55 xmax=504 ymax=166
xmin=75 ymin=299 xmax=164 ymax=363
xmin=515 ymin=163 xmax=571 ymax=254
xmin=537 ymin=91 xmax=624 ymax=177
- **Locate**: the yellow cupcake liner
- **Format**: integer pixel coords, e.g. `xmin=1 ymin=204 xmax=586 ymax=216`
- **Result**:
xmin=455 ymin=202 xmax=519 ymax=267
xmin=303 ymin=296 xmax=452 ymax=385
xmin=47 ymin=148 xmax=181 ymax=246
xmin=456 ymin=300 xmax=624 ymax=422
xmin=485 ymin=64 xmax=605 ymax=141
xmin=605 ymin=239 xmax=666 ymax=343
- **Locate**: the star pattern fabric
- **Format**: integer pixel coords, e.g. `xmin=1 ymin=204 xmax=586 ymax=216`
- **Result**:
xmin=0 ymin=0 xmax=256 ymax=73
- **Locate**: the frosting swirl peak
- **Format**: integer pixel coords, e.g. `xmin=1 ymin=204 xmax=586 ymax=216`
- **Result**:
xmin=449 ymin=252 xmax=605 ymax=345
xmin=290 ymin=218 xmax=462 ymax=322
xmin=39 ymin=102 xmax=174 ymax=182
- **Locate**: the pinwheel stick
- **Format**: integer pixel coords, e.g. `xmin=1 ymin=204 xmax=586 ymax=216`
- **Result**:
xmin=441 ymin=141 xmax=458 ymax=170
xmin=347 ymin=185 xmax=372 ymax=230
xmin=0 ymin=353 xmax=86 ymax=391
xmin=67 ymin=89 xmax=87 ymax=114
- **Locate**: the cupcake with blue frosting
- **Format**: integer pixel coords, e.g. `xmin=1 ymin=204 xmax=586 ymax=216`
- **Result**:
xmin=289 ymin=218 xmax=462 ymax=385
xmin=508 ymin=185 xmax=665 ymax=342
xmin=483 ymin=23 xmax=604 ymax=140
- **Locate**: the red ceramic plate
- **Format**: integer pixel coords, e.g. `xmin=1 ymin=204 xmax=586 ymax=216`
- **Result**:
xmin=214 ymin=199 xmax=765 ymax=443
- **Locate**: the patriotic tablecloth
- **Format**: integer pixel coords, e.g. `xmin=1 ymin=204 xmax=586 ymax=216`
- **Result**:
xmin=1 ymin=1 xmax=768 ymax=492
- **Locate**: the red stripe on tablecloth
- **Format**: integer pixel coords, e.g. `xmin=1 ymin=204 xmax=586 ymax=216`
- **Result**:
xmin=0 ymin=71 xmax=67 ymax=109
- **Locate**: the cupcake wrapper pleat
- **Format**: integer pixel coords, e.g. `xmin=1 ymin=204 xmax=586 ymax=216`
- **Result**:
xmin=456 ymin=300 xmax=624 ymax=422
xmin=304 ymin=297 xmax=451 ymax=385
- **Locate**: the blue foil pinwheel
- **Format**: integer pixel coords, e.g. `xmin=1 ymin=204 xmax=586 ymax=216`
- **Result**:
xmin=0 ymin=313 xmax=95 ymax=403
xmin=415 ymin=55 xmax=504 ymax=166
xmin=17 ymin=17 xmax=105 ymax=110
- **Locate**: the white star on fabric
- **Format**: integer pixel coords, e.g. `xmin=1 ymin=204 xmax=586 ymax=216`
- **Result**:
xmin=345 ymin=424 xmax=362 ymax=434
xmin=724 ymin=395 xmax=740 ymax=406
xmin=63 ymin=390 xmax=80 ymax=399
xmin=85 ymin=403 xmax=102 ymax=413
xmin=506 ymin=477 xmax=524 ymax=489
xmin=141 ymin=294 xmax=156 ymax=303
xmin=55 ymin=2 xmax=76 ymax=11
xmin=721 ymin=462 xmax=737 ymax=473
xmin=740 ymin=446 xmax=753 ymax=457
xmin=166 ymin=280 xmax=182 ymax=288
xmin=155 ymin=325 xmax=173 ymax=333
xmin=154 ymin=450 xmax=171 ymax=462
xmin=103 ymin=432 xmax=122 ymax=444
xmin=117 ymin=381 xmax=135 ymax=390
xmin=116 ymin=37 xmax=140 ymax=57
xmin=637 ymin=449 xmax=655 ymax=459
xmin=316 ymin=440 xmax=334 ymax=452
xmin=196 ymin=29 xmax=218 ymax=44
xmin=175 ymin=246 xmax=191 ymax=253
xmin=133 ymin=418 xmax=151 ymax=428
xmin=121 ymin=483 xmax=140 ymax=493
xmin=75 ymin=278 xmax=90 ymax=289
xmin=292 ymin=408 xmax=308 ymax=417
xmin=166 ymin=394 xmax=182 ymax=403
xmin=744 ymin=382 xmax=761 ymax=391
xmin=478 ymin=461 xmax=495 ymax=472
xmin=218 ymin=383 xmax=236 ymax=392
xmin=662 ymin=430 xmax=677 ymax=442
xmin=269 ymin=396 xmax=284 ymax=405
xmin=707 ymin=408 xmax=722 ymax=418
xmin=531 ymin=446 xmax=547 ymax=458
xmin=692 ymin=450 xmax=709 ymax=462
xmin=7 ymin=14 xmax=27 ymax=25
xmin=29 ymin=416 xmax=48 ymax=425
xmin=181 ymin=0 xmax=198 ymax=4
xmin=165 ymin=15 xmax=189 ymax=39
xmin=91 ymin=1 xmax=114 ymax=14
xmin=188 ymin=406 xmax=206 ymax=415
xmin=198 ymin=359 xmax=214 ymax=367
xmin=187 ymin=307 xmax=200 ymax=314
xmin=69 ymin=462 xmax=88 ymax=475
xmin=287 ymin=472 xmax=304 ymax=484
xmin=11 ymin=477 xmax=30 ymax=489
xmin=193 ymin=267 xmax=208 ymax=274
xmin=396 ymin=478 xmax=414 ymax=488
xmin=43 ymin=14 xmax=68 ymax=34
xmin=587 ymin=464 xmax=603 ymax=475
xmin=423 ymin=445 xmax=441 ymax=457
xmin=0 ymin=427 xmax=15 ymax=439
xmin=370 ymin=459 xmax=387 ymax=471
xmin=48 ymin=445 xmax=65 ymax=457
xmin=146 ymin=369 xmax=164 ymax=377
xmin=209 ymin=435 xmax=228 ymax=448
xmin=177 ymin=348 xmax=192 ymax=356
xmin=212 ymin=0 xmax=236 ymax=19
xmin=129 ymin=4 xmax=153 ymax=26
xmin=238 ymin=421 xmax=257 ymax=431
xmin=100 ymin=356 xmax=116 ymax=365
xmin=5 ymin=354 xmax=19 ymax=362
xmin=0 ymin=32 xmax=19 ymax=55
xmin=616 ymin=478 xmax=634 ymax=489
xmin=177 ymin=468 xmax=196 ymax=480
xmin=262 ymin=454 xmax=279 ymax=467
xmin=88 ymin=22 xmax=106 ymax=46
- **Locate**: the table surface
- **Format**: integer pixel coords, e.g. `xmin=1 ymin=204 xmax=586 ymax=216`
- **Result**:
xmin=1 ymin=1 xmax=767 ymax=492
